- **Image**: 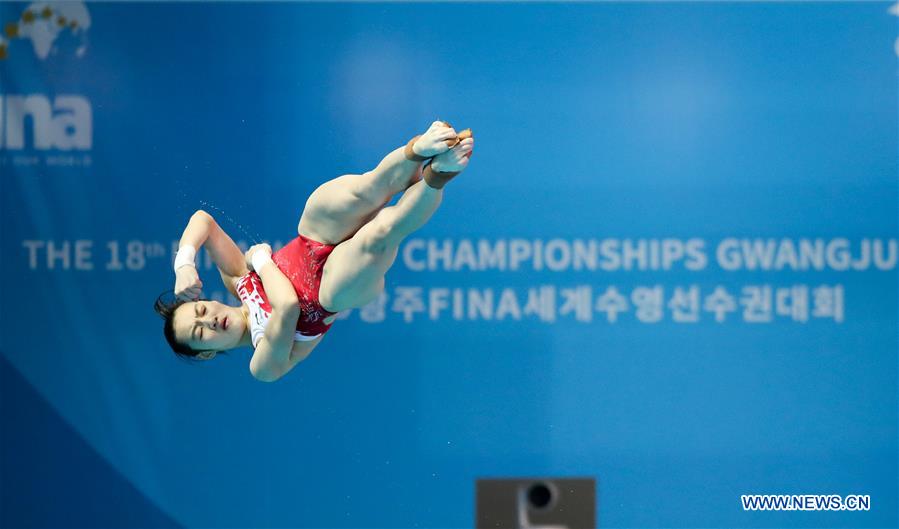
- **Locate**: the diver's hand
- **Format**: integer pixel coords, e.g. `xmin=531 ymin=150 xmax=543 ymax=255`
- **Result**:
xmin=174 ymin=265 xmax=203 ymax=301
xmin=412 ymin=121 xmax=458 ymax=157
xmin=245 ymin=243 xmax=273 ymax=272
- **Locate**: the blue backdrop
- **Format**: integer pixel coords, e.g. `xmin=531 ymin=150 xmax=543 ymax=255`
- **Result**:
xmin=1 ymin=1 xmax=896 ymax=527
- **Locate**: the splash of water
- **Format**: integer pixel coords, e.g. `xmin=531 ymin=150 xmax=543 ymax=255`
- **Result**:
xmin=199 ymin=199 xmax=264 ymax=245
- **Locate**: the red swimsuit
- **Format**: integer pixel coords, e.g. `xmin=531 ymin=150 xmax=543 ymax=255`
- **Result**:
xmin=236 ymin=235 xmax=337 ymax=343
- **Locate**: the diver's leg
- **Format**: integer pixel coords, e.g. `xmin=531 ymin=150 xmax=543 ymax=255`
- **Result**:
xmin=298 ymin=121 xmax=458 ymax=245
xmin=319 ymin=138 xmax=474 ymax=311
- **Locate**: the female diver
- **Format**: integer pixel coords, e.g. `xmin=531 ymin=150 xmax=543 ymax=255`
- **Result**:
xmin=154 ymin=121 xmax=473 ymax=382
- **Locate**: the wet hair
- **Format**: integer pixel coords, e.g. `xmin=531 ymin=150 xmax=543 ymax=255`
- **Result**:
xmin=154 ymin=291 xmax=228 ymax=362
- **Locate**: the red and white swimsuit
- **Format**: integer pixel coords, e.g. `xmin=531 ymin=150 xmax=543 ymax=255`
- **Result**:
xmin=236 ymin=235 xmax=337 ymax=348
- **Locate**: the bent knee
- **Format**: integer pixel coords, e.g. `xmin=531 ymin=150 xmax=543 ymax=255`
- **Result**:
xmin=360 ymin=222 xmax=394 ymax=253
xmin=359 ymin=212 xmax=401 ymax=253
xmin=352 ymin=173 xmax=394 ymax=208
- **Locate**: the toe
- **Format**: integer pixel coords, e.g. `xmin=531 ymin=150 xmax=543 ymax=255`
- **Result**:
xmin=456 ymin=140 xmax=473 ymax=154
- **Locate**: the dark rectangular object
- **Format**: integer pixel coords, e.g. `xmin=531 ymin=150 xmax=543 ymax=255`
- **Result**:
xmin=475 ymin=477 xmax=596 ymax=529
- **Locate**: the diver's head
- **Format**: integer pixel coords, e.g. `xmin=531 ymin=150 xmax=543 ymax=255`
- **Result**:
xmin=154 ymin=293 xmax=246 ymax=361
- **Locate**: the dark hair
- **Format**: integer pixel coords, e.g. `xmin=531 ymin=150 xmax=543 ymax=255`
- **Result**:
xmin=154 ymin=291 xmax=229 ymax=362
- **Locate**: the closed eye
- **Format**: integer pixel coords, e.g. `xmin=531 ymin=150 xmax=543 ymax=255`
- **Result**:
xmin=191 ymin=304 xmax=198 ymax=340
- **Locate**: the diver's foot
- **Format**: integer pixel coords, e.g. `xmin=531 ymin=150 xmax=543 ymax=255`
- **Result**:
xmin=404 ymin=121 xmax=459 ymax=161
xmin=422 ymin=132 xmax=474 ymax=189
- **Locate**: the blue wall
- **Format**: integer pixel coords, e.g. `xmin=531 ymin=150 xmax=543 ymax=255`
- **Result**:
xmin=1 ymin=1 xmax=896 ymax=527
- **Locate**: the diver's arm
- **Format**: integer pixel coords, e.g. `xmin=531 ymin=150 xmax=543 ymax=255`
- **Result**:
xmin=244 ymin=244 xmax=301 ymax=381
xmin=244 ymin=244 xmax=299 ymax=311
xmin=251 ymin=326 xmax=323 ymax=382
xmin=285 ymin=335 xmax=323 ymax=366
xmin=249 ymin=303 xmax=300 ymax=382
xmin=175 ymin=210 xmax=248 ymax=298
xmin=182 ymin=210 xmax=248 ymax=275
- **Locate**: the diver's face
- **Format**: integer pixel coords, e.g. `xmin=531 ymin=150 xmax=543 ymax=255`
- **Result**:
xmin=173 ymin=300 xmax=244 ymax=359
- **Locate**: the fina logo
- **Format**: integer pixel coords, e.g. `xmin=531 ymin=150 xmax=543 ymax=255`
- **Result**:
xmin=0 ymin=3 xmax=93 ymax=151
xmin=0 ymin=95 xmax=92 ymax=151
